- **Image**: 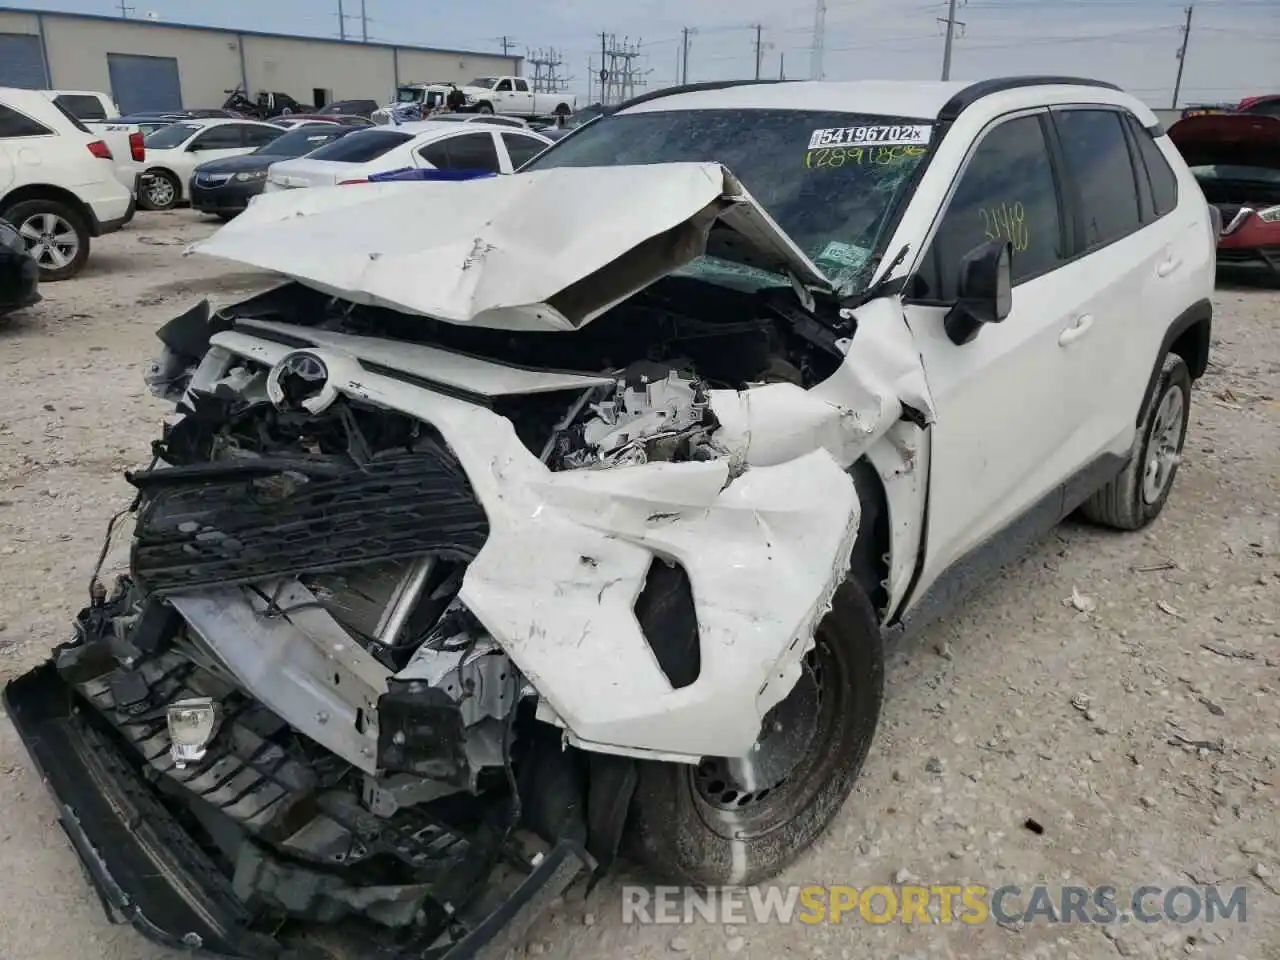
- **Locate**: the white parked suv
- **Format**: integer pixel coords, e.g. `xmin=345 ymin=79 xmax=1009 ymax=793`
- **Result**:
xmin=0 ymin=86 xmax=134 ymax=280
xmin=138 ymin=117 xmax=287 ymax=210
xmin=1 ymin=77 xmax=1217 ymax=957
xmin=263 ymin=120 xmax=553 ymax=189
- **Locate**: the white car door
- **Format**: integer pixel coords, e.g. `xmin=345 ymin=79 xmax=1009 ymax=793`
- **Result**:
xmin=905 ymin=110 xmax=1096 ymax=590
xmin=509 ymin=79 xmax=537 ymax=116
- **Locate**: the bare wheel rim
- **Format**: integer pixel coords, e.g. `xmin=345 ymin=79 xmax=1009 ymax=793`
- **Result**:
xmin=1142 ymin=383 xmax=1185 ymax=504
xmin=691 ymin=640 xmax=832 ymax=813
xmin=147 ymin=176 xmax=176 ymax=206
xmin=18 ymin=212 xmax=79 ymax=270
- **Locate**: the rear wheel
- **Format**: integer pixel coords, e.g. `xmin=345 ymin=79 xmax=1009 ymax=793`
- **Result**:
xmin=5 ymin=199 xmax=90 ymax=282
xmin=625 ymin=581 xmax=884 ymax=886
xmin=1080 ymin=352 xmax=1192 ymax=530
xmin=475 ymin=102 xmax=494 ymax=115
xmin=140 ymin=170 xmax=180 ymax=211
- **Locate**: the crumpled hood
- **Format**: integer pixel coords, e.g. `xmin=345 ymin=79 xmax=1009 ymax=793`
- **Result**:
xmin=187 ymin=162 xmax=835 ymax=332
xmin=1167 ymin=113 xmax=1280 ymax=169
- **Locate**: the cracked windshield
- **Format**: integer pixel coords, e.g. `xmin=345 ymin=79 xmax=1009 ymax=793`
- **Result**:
xmin=524 ymin=108 xmax=931 ymax=293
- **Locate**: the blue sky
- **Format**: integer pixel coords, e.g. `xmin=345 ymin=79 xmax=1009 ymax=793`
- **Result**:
xmin=8 ymin=0 xmax=1278 ymax=106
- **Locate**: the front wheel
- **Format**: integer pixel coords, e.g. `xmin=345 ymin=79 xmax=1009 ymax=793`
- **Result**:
xmin=5 ymin=199 xmax=91 ymax=281
xmin=625 ymin=580 xmax=884 ymax=887
xmin=1080 ymin=352 xmax=1192 ymax=530
xmin=140 ymin=170 xmax=180 ymax=211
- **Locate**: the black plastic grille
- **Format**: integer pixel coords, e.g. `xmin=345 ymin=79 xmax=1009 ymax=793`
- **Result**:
xmin=129 ymin=449 xmax=489 ymax=595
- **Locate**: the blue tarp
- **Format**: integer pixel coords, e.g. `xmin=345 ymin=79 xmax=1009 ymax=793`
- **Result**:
xmin=366 ymin=168 xmax=499 ymax=183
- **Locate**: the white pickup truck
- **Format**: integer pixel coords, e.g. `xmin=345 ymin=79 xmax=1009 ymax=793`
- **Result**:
xmin=457 ymin=77 xmax=576 ymax=118
xmin=42 ymin=90 xmax=145 ymax=197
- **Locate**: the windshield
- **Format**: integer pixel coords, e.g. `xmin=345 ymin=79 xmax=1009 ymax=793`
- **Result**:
xmin=469 ymin=78 xmax=498 ymax=90
xmin=254 ymin=127 xmax=348 ymax=158
xmin=395 ymin=87 xmax=424 ymax=103
xmin=1191 ymin=163 xmax=1280 ymax=184
xmin=143 ymin=123 xmax=201 ymax=148
xmin=524 ymin=108 xmax=932 ymax=292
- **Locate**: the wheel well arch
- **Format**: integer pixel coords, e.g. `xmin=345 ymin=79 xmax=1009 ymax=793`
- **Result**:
xmin=0 ymin=184 xmax=94 ymax=234
xmin=848 ymin=457 xmax=891 ymax=621
xmin=1137 ymin=298 xmax=1212 ymax=426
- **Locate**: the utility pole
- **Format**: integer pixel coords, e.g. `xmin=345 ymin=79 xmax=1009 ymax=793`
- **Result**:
xmin=337 ymin=0 xmax=345 ymax=40
xmin=810 ymin=0 xmax=826 ymax=80
xmin=1171 ymin=4 xmax=1194 ymax=109
xmin=753 ymin=24 xmax=764 ymax=80
xmin=496 ymin=36 xmax=518 ymax=56
xmin=680 ymin=27 xmax=692 ymax=85
xmin=779 ymin=52 xmax=785 ymax=80
xmin=359 ymin=0 xmax=368 ymax=42
xmin=117 ymin=1 xmax=134 ymax=17
xmin=939 ymin=0 xmax=966 ymax=81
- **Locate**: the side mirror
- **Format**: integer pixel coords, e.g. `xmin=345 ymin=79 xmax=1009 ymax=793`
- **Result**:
xmin=943 ymin=239 xmax=1013 ymax=346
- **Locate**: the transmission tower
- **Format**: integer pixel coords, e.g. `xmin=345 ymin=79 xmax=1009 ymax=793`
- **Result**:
xmin=527 ymin=48 xmax=571 ymax=93
xmin=597 ymin=34 xmax=650 ymax=106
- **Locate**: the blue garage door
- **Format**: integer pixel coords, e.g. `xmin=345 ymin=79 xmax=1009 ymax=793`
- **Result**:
xmin=0 ymin=33 xmax=47 ymax=89
xmin=106 ymin=53 xmax=182 ymax=114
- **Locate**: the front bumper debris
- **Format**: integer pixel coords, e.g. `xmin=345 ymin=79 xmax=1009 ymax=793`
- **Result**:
xmin=3 ymin=660 xmax=591 ymax=960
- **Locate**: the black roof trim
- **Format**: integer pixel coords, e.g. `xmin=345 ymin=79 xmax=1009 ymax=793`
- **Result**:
xmin=938 ymin=76 xmax=1123 ymax=122
xmin=1146 ymin=122 xmax=1166 ymax=137
xmin=608 ymin=79 xmax=795 ymax=115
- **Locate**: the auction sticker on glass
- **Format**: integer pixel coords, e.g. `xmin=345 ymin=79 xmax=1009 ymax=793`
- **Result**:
xmin=807 ymin=124 xmax=933 ymax=150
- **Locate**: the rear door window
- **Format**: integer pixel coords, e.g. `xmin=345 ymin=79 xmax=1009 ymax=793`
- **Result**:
xmin=419 ymin=131 xmax=502 ymax=173
xmin=192 ymin=125 xmax=246 ymax=150
xmin=1053 ymin=109 xmax=1143 ymax=250
xmin=1124 ymin=116 xmax=1179 ymax=218
xmin=919 ymin=114 xmax=1066 ymax=300
xmin=243 ymin=124 xmax=283 ymax=148
xmin=307 ymin=129 xmax=413 ymax=162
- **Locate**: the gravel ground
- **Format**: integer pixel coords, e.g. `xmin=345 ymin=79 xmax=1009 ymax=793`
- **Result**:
xmin=0 ymin=212 xmax=1275 ymax=960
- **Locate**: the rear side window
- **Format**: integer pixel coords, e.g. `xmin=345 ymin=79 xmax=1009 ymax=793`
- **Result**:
xmin=921 ymin=114 xmax=1065 ymax=300
xmin=54 ymin=94 xmax=108 ymax=121
xmin=0 ymin=104 xmax=53 ymax=138
xmin=1053 ymin=109 xmax=1142 ymax=249
xmin=308 ymin=129 xmax=412 ymax=162
xmin=191 ymin=125 xmax=244 ymax=150
xmin=420 ymin=132 xmax=501 ymax=173
xmin=1125 ymin=116 xmax=1179 ymax=217
xmin=243 ymin=124 xmax=283 ymax=148
xmin=502 ymin=132 xmax=546 ymax=168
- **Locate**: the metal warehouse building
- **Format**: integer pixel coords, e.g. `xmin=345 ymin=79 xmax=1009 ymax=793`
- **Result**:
xmin=0 ymin=6 xmax=520 ymax=114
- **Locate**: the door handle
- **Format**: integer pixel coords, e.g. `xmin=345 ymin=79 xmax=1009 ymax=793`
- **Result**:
xmin=1058 ymin=314 xmax=1094 ymax=347
xmin=1156 ymin=257 xmax=1182 ymax=278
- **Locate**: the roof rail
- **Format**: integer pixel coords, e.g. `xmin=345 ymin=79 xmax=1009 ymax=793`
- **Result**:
xmin=939 ymin=76 xmax=1123 ymax=122
xmin=608 ymin=78 xmax=796 ymax=115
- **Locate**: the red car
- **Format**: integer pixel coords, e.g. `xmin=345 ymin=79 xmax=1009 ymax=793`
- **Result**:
xmin=1168 ymin=112 xmax=1280 ymax=273
xmin=1237 ymin=94 xmax=1280 ymax=117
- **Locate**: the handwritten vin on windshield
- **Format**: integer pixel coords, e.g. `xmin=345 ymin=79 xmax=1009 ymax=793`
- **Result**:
xmin=807 ymin=124 xmax=932 ymax=150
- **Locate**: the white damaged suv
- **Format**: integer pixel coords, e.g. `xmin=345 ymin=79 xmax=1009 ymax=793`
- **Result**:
xmin=4 ymin=77 xmax=1214 ymax=956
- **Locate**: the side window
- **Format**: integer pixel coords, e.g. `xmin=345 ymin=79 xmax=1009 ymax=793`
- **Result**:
xmin=243 ymin=124 xmax=283 ymax=147
xmin=922 ymin=114 xmax=1065 ymax=300
xmin=502 ymin=132 xmax=545 ymax=168
xmin=54 ymin=94 xmax=107 ymax=121
xmin=514 ymin=79 xmax=530 ymax=93
xmin=191 ymin=125 xmax=244 ymax=150
xmin=0 ymin=104 xmax=53 ymax=139
xmin=1125 ymin=116 xmax=1178 ymax=218
xmin=1053 ymin=109 xmax=1142 ymax=249
xmin=495 ymin=79 xmax=513 ymax=92
xmin=422 ymin=132 xmax=502 ymax=173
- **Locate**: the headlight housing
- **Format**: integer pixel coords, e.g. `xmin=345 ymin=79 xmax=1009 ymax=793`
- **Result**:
xmin=235 ymin=170 xmax=268 ymax=182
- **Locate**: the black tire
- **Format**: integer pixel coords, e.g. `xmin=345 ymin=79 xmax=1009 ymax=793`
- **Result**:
xmin=214 ymin=212 xmax=238 ymax=222
xmin=625 ymin=580 xmax=884 ymax=887
xmin=140 ymin=169 xmax=181 ymax=211
xmin=3 ymin=198 xmax=91 ymax=282
xmin=1080 ymin=352 xmax=1192 ymax=530
xmin=475 ymin=102 xmax=494 ymax=115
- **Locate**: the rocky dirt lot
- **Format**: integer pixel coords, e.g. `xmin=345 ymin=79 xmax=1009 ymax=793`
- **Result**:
xmin=0 ymin=212 xmax=1275 ymax=960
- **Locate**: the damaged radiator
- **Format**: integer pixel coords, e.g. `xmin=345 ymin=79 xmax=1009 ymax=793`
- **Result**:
xmin=128 ymin=448 xmax=489 ymax=595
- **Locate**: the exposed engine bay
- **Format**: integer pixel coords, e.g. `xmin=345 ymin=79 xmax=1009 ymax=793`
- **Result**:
xmin=5 ymin=163 xmax=936 ymax=957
